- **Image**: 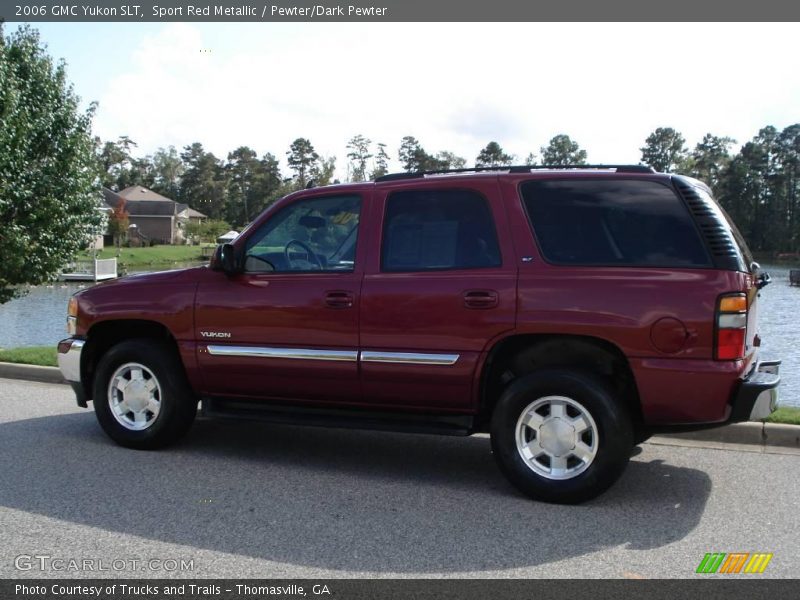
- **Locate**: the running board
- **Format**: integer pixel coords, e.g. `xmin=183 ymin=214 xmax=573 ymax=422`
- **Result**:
xmin=201 ymin=398 xmax=474 ymax=436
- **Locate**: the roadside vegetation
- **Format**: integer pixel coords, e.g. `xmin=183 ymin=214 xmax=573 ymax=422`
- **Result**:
xmin=765 ymin=406 xmax=800 ymax=426
xmin=0 ymin=26 xmax=103 ymax=302
xmin=79 ymin=245 xmax=212 ymax=269
xmin=0 ymin=346 xmax=57 ymax=367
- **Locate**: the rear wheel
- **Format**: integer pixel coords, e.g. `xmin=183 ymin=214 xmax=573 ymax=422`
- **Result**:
xmin=491 ymin=369 xmax=633 ymax=504
xmin=93 ymin=339 xmax=197 ymax=449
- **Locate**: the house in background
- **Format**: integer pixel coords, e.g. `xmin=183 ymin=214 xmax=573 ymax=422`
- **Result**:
xmin=102 ymin=186 xmax=207 ymax=245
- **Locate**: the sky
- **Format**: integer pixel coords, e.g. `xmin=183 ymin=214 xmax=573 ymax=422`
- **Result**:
xmin=13 ymin=22 xmax=800 ymax=177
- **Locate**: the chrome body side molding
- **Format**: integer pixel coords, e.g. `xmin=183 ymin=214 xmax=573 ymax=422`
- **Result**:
xmin=359 ymin=351 xmax=460 ymax=366
xmin=205 ymin=345 xmax=460 ymax=366
xmin=206 ymin=346 xmax=358 ymax=362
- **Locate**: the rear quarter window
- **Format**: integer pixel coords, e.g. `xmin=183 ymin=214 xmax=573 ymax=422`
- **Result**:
xmin=521 ymin=179 xmax=712 ymax=268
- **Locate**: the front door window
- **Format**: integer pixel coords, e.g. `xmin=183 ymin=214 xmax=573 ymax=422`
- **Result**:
xmin=243 ymin=195 xmax=361 ymax=273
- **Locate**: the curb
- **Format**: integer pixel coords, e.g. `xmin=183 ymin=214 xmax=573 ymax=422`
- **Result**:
xmin=0 ymin=362 xmax=65 ymax=385
xmin=657 ymin=422 xmax=800 ymax=450
xmin=0 ymin=361 xmax=798 ymax=449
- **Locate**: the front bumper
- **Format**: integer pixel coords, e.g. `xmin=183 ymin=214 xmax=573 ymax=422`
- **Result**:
xmin=729 ymin=359 xmax=781 ymax=422
xmin=57 ymin=338 xmax=88 ymax=407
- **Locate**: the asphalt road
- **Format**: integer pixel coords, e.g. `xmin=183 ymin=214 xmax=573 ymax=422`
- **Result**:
xmin=1 ymin=378 xmax=798 ymax=579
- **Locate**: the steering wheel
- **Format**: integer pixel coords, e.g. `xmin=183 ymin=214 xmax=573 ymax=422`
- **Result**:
xmin=284 ymin=239 xmax=323 ymax=270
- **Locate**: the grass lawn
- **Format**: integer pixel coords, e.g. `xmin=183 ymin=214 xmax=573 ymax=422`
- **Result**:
xmin=79 ymin=245 xmax=214 ymax=269
xmin=765 ymin=406 xmax=800 ymax=426
xmin=0 ymin=346 xmax=57 ymax=367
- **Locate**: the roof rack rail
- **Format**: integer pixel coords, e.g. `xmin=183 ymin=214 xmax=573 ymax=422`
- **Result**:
xmin=375 ymin=166 xmax=512 ymax=182
xmin=375 ymin=164 xmax=655 ymax=182
xmin=509 ymin=164 xmax=655 ymax=174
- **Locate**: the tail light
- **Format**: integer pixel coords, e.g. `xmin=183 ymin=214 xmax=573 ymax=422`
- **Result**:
xmin=67 ymin=297 xmax=78 ymax=336
xmin=716 ymin=293 xmax=747 ymax=360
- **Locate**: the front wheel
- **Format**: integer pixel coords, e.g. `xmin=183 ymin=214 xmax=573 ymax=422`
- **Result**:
xmin=491 ymin=369 xmax=633 ymax=504
xmin=93 ymin=339 xmax=197 ymax=449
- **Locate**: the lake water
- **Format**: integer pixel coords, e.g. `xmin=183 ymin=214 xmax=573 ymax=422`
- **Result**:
xmin=1 ymin=265 xmax=797 ymax=407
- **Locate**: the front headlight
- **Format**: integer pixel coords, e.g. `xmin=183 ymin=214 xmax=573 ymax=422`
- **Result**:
xmin=67 ymin=297 xmax=78 ymax=335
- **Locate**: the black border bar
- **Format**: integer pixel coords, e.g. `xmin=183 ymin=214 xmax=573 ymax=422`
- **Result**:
xmin=2 ymin=0 xmax=800 ymax=22
xmin=3 ymin=579 xmax=800 ymax=600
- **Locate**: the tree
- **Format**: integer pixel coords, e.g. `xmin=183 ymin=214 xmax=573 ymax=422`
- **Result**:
xmin=151 ymin=146 xmax=184 ymax=199
xmin=0 ymin=26 xmax=103 ymax=303
xmin=398 ymin=136 xmax=424 ymax=172
xmin=96 ymin=135 xmax=138 ymax=190
xmin=719 ymin=125 xmax=800 ymax=253
xmin=436 ymin=151 xmax=466 ymax=170
xmin=476 ymin=141 xmax=513 ymax=167
xmin=346 ymin=134 xmax=372 ymax=182
xmin=226 ymin=146 xmax=262 ymax=226
xmin=371 ymin=142 xmax=390 ymax=179
xmin=686 ymin=134 xmax=736 ymax=192
xmin=251 ymin=152 xmax=284 ymax=215
xmin=286 ymin=138 xmax=318 ymax=187
xmin=398 ymin=136 xmax=442 ymax=172
xmin=524 ymin=152 xmax=537 ymax=166
xmin=121 ymin=155 xmax=156 ymax=190
xmin=107 ymin=198 xmax=129 ymax=253
xmin=185 ymin=219 xmax=232 ymax=244
xmin=640 ymin=127 xmax=688 ymax=172
xmin=776 ymin=124 xmax=800 ymax=252
xmin=310 ymin=156 xmax=337 ymax=186
xmin=540 ymin=134 xmax=587 ymax=166
xmin=179 ymin=143 xmax=228 ymax=220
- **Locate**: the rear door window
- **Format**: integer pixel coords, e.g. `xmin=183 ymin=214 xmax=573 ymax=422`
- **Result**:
xmin=521 ymin=179 xmax=711 ymax=267
xmin=382 ymin=189 xmax=502 ymax=271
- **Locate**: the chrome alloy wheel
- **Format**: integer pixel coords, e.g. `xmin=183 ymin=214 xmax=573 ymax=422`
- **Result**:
xmin=107 ymin=362 xmax=162 ymax=431
xmin=515 ymin=395 xmax=599 ymax=480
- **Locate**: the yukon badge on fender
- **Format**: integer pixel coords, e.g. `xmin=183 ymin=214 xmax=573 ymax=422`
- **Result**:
xmin=200 ymin=331 xmax=232 ymax=338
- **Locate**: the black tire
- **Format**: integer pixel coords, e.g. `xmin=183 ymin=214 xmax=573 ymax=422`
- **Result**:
xmin=93 ymin=339 xmax=197 ymax=449
xmin=490 ymin=369 xmax=633 ymax=504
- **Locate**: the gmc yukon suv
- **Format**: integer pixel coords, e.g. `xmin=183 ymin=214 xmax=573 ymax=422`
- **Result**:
xmin=58 ymin=165 xmax=781 ymax=503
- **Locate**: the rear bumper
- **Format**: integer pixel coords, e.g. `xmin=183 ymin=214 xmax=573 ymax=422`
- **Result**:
xmin=729 ymin=359 xmax=781 ymax=422
xmin=632 ymin=355 xmax=781 ymax=426
xmin=57 ymin=338 xmax=88 ymax=407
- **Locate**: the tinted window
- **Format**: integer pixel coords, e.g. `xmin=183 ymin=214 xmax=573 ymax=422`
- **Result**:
xmin=695 ymin=184 xmax=754 ymax=268
xmin=382 ymin=189 xmax=501 ymax=271
xmin=244 ymin=195 xmax=360 ymax=272
xmin=521 ymin=179 xmax=711 ymax=267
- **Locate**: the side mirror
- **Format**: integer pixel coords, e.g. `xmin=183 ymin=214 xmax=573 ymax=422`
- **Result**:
xmin=212 ymin=243 xmax=240 ymax=274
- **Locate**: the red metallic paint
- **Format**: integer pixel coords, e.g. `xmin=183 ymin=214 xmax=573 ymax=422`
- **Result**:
xmin=74 ymin=268 xmax=200 ymax=341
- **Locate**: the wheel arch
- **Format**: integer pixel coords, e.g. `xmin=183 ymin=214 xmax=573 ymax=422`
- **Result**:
xmin=80 ymin=319 xmax=182 ymax=401
xmin=478 ymin=333 xmax=645 ymax=438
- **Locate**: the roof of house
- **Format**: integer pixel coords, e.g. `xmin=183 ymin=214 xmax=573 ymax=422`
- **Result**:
xmin=174 ymin=203 xmax=207 ymax=219
xmin=118 ymin=185 xmax=175 ymax=202
xmin=183 ymin=207 xmax=207 ymax=219
xmin=126 ymin=201 xmax=180 ymax=216
xmin=102 ymin=187 xmax=125 ymax=210
xmin=103 ymin=186 xmax=208 ymax=219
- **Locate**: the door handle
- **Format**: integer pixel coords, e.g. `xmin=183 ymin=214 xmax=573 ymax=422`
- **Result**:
xmin=325 ymin=291 xmax=354 ymax=309
xmin=463 ymin=289 xmax=498 ymax=309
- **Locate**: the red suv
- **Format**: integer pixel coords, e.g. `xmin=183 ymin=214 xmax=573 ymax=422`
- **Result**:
xmin=58 ymin=165 xmax=780 ymax=503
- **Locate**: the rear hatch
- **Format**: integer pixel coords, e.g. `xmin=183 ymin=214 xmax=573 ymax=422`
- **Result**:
xmin=673 ymin=177 xmax=762 ymax=365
